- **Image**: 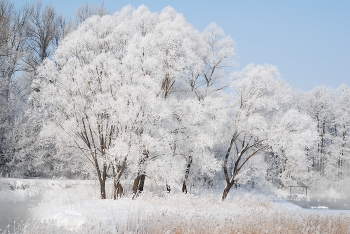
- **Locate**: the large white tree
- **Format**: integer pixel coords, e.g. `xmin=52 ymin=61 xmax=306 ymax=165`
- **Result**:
xmin=35 ymin=5 xmax=225 ymax=198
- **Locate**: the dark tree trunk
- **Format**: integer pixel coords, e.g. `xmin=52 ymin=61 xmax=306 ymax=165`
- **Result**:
xmin=113 ymin=182 xmax=123 ymax=200
xmin=138 ymin=174 xmax=146 ymax=192
xmin=221 ymin=132 xmax=267 ymax=201
xmin=112 ymin=158 xmax=127 ymax=200
xmin=94 ymin=158 xmax=107 ymax=199
xmin=133 ymin=150 xmax=149 ymax=199
xmin=132 ymin=174 xmax=146 ymax=198
xmin=222 ymin=182 xmax=233 ymax=201
xmin=132 ymin=175 xmax=140 ymax=196
xmin=98 ymin=177 xmax=106 ymax=199
xmin=182 ymin=180 xmax=188 ymax=194
xmin=182 ymin=156 xmax=193 ymax=194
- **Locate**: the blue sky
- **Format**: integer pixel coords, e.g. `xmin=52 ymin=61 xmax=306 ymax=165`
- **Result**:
xmin=14 ymin=0 xmax=350 ymax=91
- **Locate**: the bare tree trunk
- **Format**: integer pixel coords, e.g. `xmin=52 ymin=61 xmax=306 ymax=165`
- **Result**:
xmin=92 ymin=151 xmax=107 ymax=199
xmin=112 ymin=157 xmax=127 ymax=199
xmin=132 ymin=174 xmax=140 ymax=196
xmin=113 ymin=181 xmax=123 ymax=199
xmin=182 ymin=180 xmax=188 ymax=194
xmin=222 ymin=182 xmax=233 ymax=201
xmin=221 ymin=133 xmax=267 ymax=201
xmin=138 ymin=174 xmax=146 ymax=192
xmin=182 ymin=156 xmax=192 ymax=194
xmin=95 ymin=164 xmax=107 ymax=199
xmin=98 ymin=177 xmax=106 ymax=199
xmin=132 ymin=173 xmax=146 ymax=198
xmin=132 ymin=150 xmax=149 ymax=198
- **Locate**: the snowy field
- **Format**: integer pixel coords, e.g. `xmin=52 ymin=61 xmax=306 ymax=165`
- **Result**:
xmin=1 ymin=178 xmax=350 ymax=234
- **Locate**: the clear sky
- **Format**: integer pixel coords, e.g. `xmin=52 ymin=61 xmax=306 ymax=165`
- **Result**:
xmin=13 ymin=0 xmax=350 ymax=91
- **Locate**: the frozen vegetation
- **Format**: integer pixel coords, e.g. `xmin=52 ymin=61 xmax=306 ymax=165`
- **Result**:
xmin=1 ymin=178 xmax=350 ymax=234
xmin=1 ymin=2 xmax=350 ymax=233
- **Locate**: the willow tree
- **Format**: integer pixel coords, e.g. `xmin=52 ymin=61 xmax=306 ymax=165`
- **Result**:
xmin=35 ymin=10 xmax=165 ymax=199
xmin=35 ymin=5 xmax=226 ymax=199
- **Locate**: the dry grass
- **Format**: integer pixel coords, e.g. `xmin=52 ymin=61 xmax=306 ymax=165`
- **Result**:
xmin=3 ymin=190 xmax=350 ymax=234
xmin=141 ymin=211 xmax=350 ymax=234
xmin=5 ymin=209 xmax=350 ymax=234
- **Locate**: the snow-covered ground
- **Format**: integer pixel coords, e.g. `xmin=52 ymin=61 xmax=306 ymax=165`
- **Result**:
xmin=1 ymin=178 xmax=350 ymax=233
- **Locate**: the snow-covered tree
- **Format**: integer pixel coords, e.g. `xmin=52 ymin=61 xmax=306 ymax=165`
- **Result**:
xmin=267 ymin=109 xmax=318 ymax=187
xmin=221 ymin=64 xmax=317 ymax=200
xmin=184 ymin=23 xmax=236 ymax=100
xmin=302 ymin=86 xmax=335 ymax=175
xmin=3 ymin=1 xmax=71 ymax=179
xmin=0 ymin=0 xmax=33 ymax=175
xmin=74 ymin=3 xmax=109 ymax=25
xmin=23 ymin=2 xmax=63 ymax=74
xmin=333 ymin=85 xmax=350 ymax=180
xmin=292 ymin=85 xmax=350 ymax=190
xmin=34 ymin=5 xmax=226 ymax=198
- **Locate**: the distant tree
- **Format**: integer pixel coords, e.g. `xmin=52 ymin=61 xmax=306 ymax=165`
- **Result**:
xmin=3 ymin=1 xmax=73 ymax=179
xmin=290 ymin=84 xmax=350 ymax=191
xmin=23 ymin=2 xmax=62 ymax=74
xmin=0 ymin=0 xmax=32 ymax=175
xmin=333 ymin=85 xmax=350 ymax=181
xmin=74 ymin=3 xmax=108 ymax=25
xmin=294 ymin=86 xmax=336 ymax=187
